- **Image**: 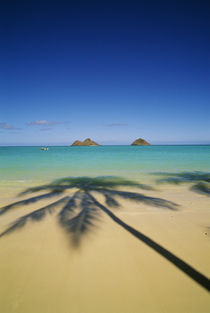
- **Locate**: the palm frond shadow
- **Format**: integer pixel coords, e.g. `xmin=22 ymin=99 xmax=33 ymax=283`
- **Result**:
xmin=0 ymin=197 xmax=69 ymax=238
xmin=58 ymin=191 xmax=101 ymax=247
xmin=0 ymin=176 xmax=209 ymax=291
xmin=153 ymin=171 xmax=210 ymax=196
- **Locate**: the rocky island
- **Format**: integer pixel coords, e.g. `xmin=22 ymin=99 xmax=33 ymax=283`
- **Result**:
xmin=131 ymin=138 xmax=150 ymax=145
xmin=71 ymin=138 xmax=100 ymax=146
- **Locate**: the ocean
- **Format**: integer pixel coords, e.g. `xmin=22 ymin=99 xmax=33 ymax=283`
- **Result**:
xmin=0 ymin=145 xmax=209 ymax=188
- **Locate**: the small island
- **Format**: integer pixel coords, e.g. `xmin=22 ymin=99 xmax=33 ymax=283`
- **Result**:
xmin=71 ymin=138 xmax=100 ymax=146
xmin=131 ymin=138 xmax=150 ymax=146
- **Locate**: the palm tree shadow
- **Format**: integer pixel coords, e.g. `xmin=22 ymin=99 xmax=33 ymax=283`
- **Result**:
xmin=152 ymin=171 xmax=210 ymax=196
xmin=0 ymin=176 xmax=176 ymax=244
xmin=58 ymin=191 xmax=102 ymax=247
xmin=0 ymin=176 xmax=209 ymax=291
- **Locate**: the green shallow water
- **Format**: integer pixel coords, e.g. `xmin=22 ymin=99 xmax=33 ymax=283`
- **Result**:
xmin=0 ymin=145 xmax=210 ymax=186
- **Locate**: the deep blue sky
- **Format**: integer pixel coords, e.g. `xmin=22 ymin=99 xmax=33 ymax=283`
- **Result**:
xmin=0 ymin=0 xmax=209 ymax=145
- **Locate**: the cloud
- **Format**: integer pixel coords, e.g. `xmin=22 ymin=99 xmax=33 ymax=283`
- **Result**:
xmin=107 ymin=123 xmax=128 ymax=127
xmin=0 ymin=122 xmax=22 ymax=130
xmin=40 ymin=128 xmax=52 ymax=131
xmin=27 ymin=120 xmax=64 ymax=126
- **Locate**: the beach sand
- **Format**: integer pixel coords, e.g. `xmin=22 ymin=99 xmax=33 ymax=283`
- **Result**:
xmin=0 ymin=184 xmax=209 ymax=313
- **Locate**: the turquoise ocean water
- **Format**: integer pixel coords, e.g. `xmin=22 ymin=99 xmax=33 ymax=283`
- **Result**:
xmin=0 ymin=145 xmax=210 ymax=188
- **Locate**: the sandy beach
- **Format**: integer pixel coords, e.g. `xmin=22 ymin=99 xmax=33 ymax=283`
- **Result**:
xmin=0 ymin=182 xmax=209 ymax=313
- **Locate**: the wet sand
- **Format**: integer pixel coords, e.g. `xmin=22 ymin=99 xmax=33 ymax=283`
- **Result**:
xmin=0 ymin=184 xmax=209 ymax=313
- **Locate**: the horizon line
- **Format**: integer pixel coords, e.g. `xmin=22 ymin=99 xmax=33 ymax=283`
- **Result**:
xmin=1 ymin=143 xmax=210 ymax=147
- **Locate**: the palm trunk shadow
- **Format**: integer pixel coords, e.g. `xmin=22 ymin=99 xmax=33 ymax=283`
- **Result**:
xmin=87 ymin=192 xmax=210 ymax=292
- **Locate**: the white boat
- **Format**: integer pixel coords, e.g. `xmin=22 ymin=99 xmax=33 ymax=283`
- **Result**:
xmin=41 ymin=147 xmax=48 ymax=151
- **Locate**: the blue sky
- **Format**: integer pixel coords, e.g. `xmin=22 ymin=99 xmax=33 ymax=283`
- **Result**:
xmin=0 ymin=0 xmax=209 ymax=145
